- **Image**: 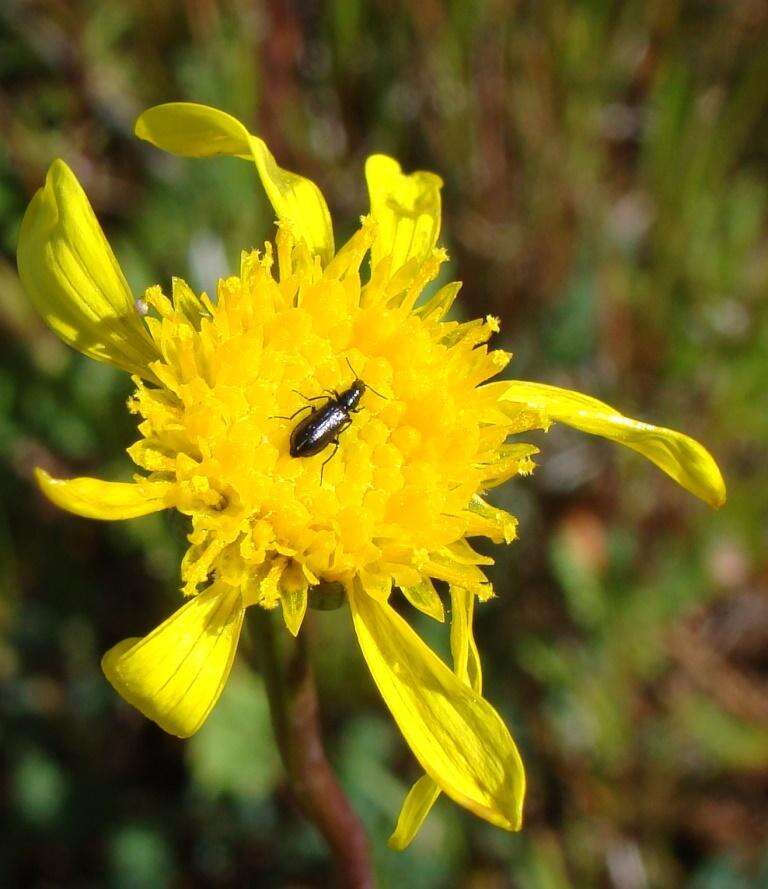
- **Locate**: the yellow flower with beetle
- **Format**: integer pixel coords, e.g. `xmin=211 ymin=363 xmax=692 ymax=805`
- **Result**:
xmin=17 ymin=103 xmax=725 ymax=849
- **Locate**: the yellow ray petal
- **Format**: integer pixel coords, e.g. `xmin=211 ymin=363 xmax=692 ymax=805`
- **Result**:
xmin=35 ymin=468 xmax=171 ymax=520
xmin=349 ymin=581 xmax=524 ymax=831
xmin=389 ymin=775 xmax=442 ymax=851
xmin=102 ymin=584 xmax=244 ymax=738
xmin=365 ymin=154 xmax=442 ymax=274
xmin=17 ymin=160 xmax=158 ymax=377
xmin=135 ymin=103 xmax=334 ymax=264
xmin=389 ymin=585 xmax=484 ymax=849
xmin=449 ymin=586 xmax=482 ymax=694
xmin=500 ymin=381 xmax=726 ymax=508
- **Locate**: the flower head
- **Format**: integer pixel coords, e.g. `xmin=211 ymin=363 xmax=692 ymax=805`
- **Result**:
xmin=18 ymin=103 xmax=725 ymax=846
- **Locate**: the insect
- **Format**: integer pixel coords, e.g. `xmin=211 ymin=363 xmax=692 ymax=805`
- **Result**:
xmin=275 ymin=359 xmax=385 ymax=482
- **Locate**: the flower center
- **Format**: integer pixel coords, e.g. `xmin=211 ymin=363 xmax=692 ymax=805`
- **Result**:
xmin=128 ymin=226 xmax=524 ymax=605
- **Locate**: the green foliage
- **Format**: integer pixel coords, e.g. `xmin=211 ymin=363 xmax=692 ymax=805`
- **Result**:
xmin=187 ymin=665 xmax=279 ymax=801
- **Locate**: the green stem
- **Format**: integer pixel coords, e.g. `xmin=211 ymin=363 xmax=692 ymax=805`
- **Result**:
xmin=248 ymin=608 xmax=375 ymax=889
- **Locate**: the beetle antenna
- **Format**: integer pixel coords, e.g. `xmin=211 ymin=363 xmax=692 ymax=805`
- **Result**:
xmin=365 ymin=381 xmax=387 ymax=400
xmin=346 ymin=356 xmax=387 ymax=399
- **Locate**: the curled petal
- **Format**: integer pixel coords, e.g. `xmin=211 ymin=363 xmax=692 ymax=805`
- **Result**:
xmin=500 ymin=381 xmax=726 ymax=508
xmin=135 ymin=103 xmax=334 ymax=264
xmin=349 ymin=582 xmax=524 ymax=831
xmin=365 ymin=154 xmax=442 ymax=274
xmin=17 ymin=160 xmax=158 ymax=377
xmin=35 ymin=468 xmax=171 ymax=520
xmin=102 ymin=584 xmax=245 ymax=738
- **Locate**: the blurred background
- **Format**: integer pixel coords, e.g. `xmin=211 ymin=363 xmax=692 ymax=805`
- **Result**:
xmin=1 ymin=1 xmax=767 ymax=886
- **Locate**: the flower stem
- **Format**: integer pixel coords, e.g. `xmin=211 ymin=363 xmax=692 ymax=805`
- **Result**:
xmin=248 ymin=608 xmax=375 ymax=889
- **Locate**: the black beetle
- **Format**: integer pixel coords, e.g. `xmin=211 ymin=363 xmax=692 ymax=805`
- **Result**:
xmin=276 ymin=359 xmax=385 ymax=482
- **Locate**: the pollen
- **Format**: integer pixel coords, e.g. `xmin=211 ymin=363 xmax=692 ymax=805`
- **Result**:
xmin=129 ymin=221 xmax=539 ymax=615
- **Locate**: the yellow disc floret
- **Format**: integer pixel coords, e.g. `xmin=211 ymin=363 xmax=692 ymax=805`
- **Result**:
xmin=130 ymin=220 xmax=538 ymax=617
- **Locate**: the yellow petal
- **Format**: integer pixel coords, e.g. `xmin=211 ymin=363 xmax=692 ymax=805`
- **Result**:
xmin=102 ymin=584 xmax=244 ymax=738
xmin=365 ymin=154 xmax=442 ymax=274
xmin=401 ymin=577 xmax=445 ymax=622
xmin=388 ymin=775 xmax=441 ymax=851
xmin=349 ymin=581 xmax=525 ymax=831
xmin=135 ymin=103 xmax=334 ymax=264
xmin=280 ymin=566 xmax=309 ymax=638
xmin=415 ymin=281 xmax=462 ymax=322
xmin=17 ymin=160 xmax=158 ymax=377
xmin=35 ymin=468 xmax=171 ymax=520
xmin=500 ymin=381 xmax=726 ymax=508
xmin=449 ymin=586 xmax=482 ymax=694
xmin=172 ymin=276 xmax=208 ymax=328
xmin=389 ymin=585 xmax=484 ymax=849
xmin=281 ymin=587 xmax=308 ymax=636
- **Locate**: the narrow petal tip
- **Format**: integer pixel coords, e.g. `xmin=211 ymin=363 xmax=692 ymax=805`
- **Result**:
xmin=35 ymin=467 xmax=171 ymax=520
xmin=500 ymin=381 xmax=727 ymax=509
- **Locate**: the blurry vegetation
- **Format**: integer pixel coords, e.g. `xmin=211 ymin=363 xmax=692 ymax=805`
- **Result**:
xmin=1 ymin=1 xmax=767 ymax=886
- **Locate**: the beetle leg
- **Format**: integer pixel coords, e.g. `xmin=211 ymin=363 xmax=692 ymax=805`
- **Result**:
xmin=270 ymin=404 xmax=314 ymax=421
xmin=319 ymin=440 xmax=340 ymax=485
xmin=293 ymin=389 xmax=328 ymax=404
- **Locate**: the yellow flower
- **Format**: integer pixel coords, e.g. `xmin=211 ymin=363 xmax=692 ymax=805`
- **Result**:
xmin=18 ymin=103 xmax=726 ymax=847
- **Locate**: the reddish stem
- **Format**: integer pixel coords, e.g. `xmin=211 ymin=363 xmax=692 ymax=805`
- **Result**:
xmin=250 ymin=609 xmax=374 ymax=889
